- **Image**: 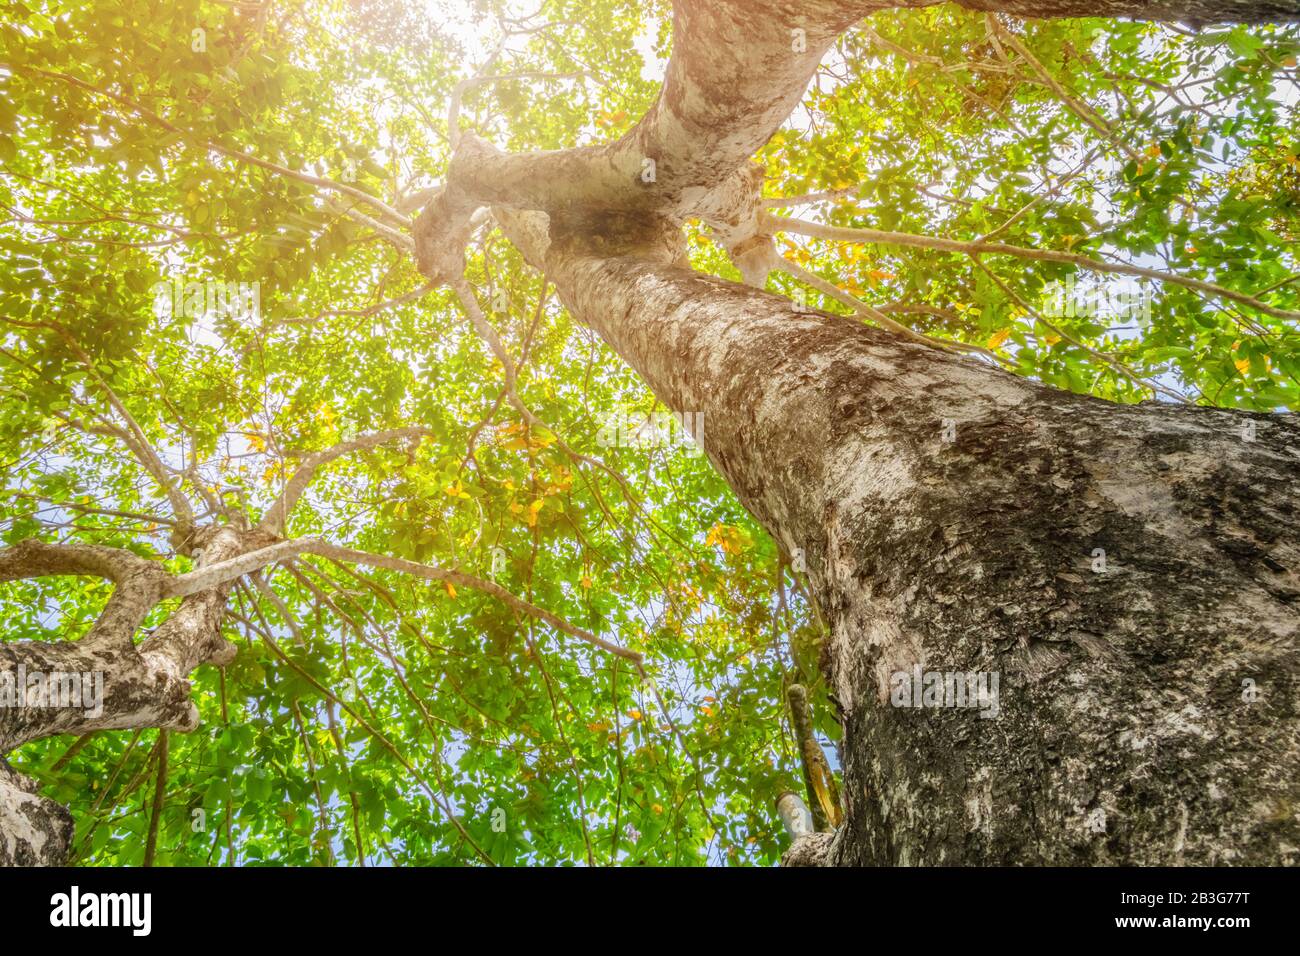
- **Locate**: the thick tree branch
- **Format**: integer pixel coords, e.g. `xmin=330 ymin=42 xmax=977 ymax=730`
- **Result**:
xmin=953 ymin=0 xmax=1300 ymax=22
xmin=259 ymin=426 xmax=439 ymax=534
xmin=417 ymin=0 xmax=1298 ymax=278
xmin=0 ymin=527 xmax=265 ymax=753
xmin=0 ymin=538 xmax=167 ymax=648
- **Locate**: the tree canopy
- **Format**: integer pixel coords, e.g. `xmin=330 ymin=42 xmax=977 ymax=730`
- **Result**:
xmin=1 ymin=0 xmax=1297 ymax=866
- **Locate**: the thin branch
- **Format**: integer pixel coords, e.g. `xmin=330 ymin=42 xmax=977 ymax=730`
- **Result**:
xmin=40 ymin=327 xmax=197 ymax=543
xmin=777 ymin=254 xmax=1006 ymax=364
xmin=168 ymin=538 xmax=643 ymax=665
xmin=276 ymin=281 xmax=436 ymax=327
xmin=143 ymin=730 xmax=168 ymax=867
xmin=259 ymin=426 xmax=439 ymax=534
xmin=763 ymin=187 xmax=857 ymax=208
xmin=972 ymin=256 xmax=1191 ymax=404
xmin=323 ymin=197 xmax=414 ymax=252
xmin=762 ymin=212 xmax=1300 ymax=322
xmin=988 ymin=18 xmax=1142 ymax=165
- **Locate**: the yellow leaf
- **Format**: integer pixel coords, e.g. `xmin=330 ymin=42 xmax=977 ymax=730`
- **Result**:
xmin=526 ymin=498 xmax=545 ymax=527
xmin=705 ymin=522 xmax=748 ymax=555
xmin=529 ymin=426 xmax=557 ymax=448
xmin=627 ymin=709 xmax=642 ymax=721
xmin=443 ymin=581 xmax=457 ymax=599
xmin=987 ymin=328 xmax=1012 ymax=349
xmin=580 ymin=575 xmax=592 ymax=589
xmin=1235 ymin=357 xmax=1251 ymax=375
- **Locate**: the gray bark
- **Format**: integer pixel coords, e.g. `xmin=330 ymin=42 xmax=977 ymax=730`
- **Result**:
xmin=416 ymin=0 xmax=1300 ymax=865
xmin=0 ymin=757 xmax=72 ymax=866
xmin=0 ymin=526 xmax=252 ymax=864
xmin=532 ymin=242 xmax=1300 ymax=865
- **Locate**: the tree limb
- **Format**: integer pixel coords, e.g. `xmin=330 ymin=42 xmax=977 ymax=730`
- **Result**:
xmin=763 ymin=212 xmax=1300 ymax=321
xmin=170 ymin=537 xmax=643 ymax=665
xmin=259 ymin=426 xmax=439 ymax=534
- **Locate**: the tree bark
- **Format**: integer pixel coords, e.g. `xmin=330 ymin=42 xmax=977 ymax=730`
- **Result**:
xmin=0 ymin=527 xmax=252 ymax=864
xmin=529 ymin=237 xmax=1300 ymax=865
xmin=440 ymin=0 xmax=1300 ymax=865
xmin=953 ymin=1 xmax=1300 ymax=24
xmin=0 ymin=757 xmax=73 ymax=866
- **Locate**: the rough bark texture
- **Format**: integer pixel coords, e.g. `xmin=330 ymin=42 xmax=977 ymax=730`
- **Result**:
xmin=0 ymin=527 xmax=252 ymax=754
xmin=418 ymin=0 xmax=1300 ymax=865
xmin=532 ymin=241 xmax=1300 ymax=865
xmin=0 ymin=525 xmax=254 ymax=864
xmin=954 ymin=0 xmax=1300 ymax=24
xmin=0 ymin=757 xmax=73 ymax=866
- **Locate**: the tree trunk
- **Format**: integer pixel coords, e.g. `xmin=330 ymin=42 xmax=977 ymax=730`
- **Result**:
xmin=535 ymin=238 xmax=1300 ymax=865
xmin=0 ymin=757 xmax=73 ymax=866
